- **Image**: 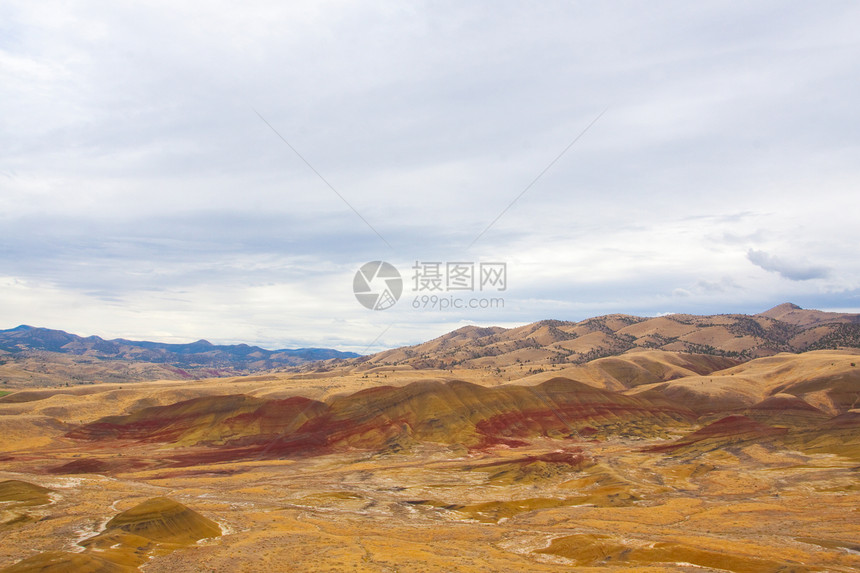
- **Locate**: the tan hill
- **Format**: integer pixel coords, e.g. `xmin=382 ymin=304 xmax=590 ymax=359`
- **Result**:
xmin=93 ymin=497 xmax=220 ymax=545
xmin=10 ymin=348 xmax=858 ymax=472
xmin=0 ymin=350 xmax=211 ymax=388
xmin=0 ymin=415 xmax=69 ymax=452
xmin=0 ymin=551 xmax=131 ymax=573
xmin=66 ymin=378 xmax=696 ymax=465
xmin=536 ymin=532 xmax=814 ymax=571
xmin=4 ymin=303 xmax=857 ymax=391
xmin=628 ymin=350 xmax=860 ymax=415
xmin=0 ymin=368 xmax=476 ymax=430
xmin=1 ymin=497 xmax=219 ymax=573
xmin=785 ymin=409 xmax=860 ymax=459
xmin=0 ymin=480 xmax=52 ymax=507
xmin=647 ymin=407 xmax=860 ymax=461
xmin=741 ymin=393 xmax=831 ymax=427
xmin=758 ymin=302 xmax=860 ymax=327
xmin=647 ymin=415 xmax=790 ymax=454
xmin=512 ymin=349 xmax=739 ymax=391
xmin=344 ymin=304 xmax=860 ymax=373
xmin=0 ymin=480 xmax=54 ymax=544
xmin=1 ymin=332 xmax=859 ymax=571
xmin=67 ymin=394 xmax=326 ymax=447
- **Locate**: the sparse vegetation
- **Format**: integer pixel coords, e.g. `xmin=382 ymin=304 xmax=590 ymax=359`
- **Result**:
xmin=1 ymin=309 xmax=860 ymax=571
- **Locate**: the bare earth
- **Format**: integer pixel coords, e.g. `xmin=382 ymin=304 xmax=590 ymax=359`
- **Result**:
xmin=1 ymin=351 xmax=859 ymax=572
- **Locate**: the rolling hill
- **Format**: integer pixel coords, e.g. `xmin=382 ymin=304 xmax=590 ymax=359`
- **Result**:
xmin=2 ymin=305 xmax=860 ymax=573
xmin=65 ymin=377 xmax=696 ymax=465
xmin=50 ymin=350 xmax=860 ymax=467
xmin=345 ymin=303 xmax=860 ymax=371
xmin=628 ymin=350 xmax=860 ymax=415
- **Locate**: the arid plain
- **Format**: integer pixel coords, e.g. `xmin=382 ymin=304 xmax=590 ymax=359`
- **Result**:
xmin=2 ymin=305 xmax=860 ymax=572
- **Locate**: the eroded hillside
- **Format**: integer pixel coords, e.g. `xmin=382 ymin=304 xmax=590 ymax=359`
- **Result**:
xmin=2 ymin=309 xmax=859 ymax=571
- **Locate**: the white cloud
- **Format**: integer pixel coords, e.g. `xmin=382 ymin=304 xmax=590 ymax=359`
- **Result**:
xmin=2 ymin=1 xmax=860 ymax=349
xmin=747 ymin=249 xmax=830 ymax=281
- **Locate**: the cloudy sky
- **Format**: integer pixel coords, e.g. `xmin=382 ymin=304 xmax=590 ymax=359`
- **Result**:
xmin=2 ymin=1 xmax=859 ymax=352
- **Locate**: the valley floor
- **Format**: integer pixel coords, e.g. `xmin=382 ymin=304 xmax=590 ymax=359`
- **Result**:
xmin=2 ymin=351 xmax=860 ymax=572
xmin=2 ymin=436 xmax=859 ymax=572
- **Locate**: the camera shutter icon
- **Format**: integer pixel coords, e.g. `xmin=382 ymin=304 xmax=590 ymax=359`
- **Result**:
xmin=353 ymin=261 xmax=403 ymax=310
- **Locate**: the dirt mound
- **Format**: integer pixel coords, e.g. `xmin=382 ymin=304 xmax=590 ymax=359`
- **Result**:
xmin=518 ymin=349 xmax=740 ymax=391
xmin=67 ymin=394 xmax=327 ymax=448
xmin=0 ymin=415 xmax=68 ymax=452
xmin=98 ymin=497 xmax=220 ymax=545
xmin=48 ymin=458 xmax=112 ymax=474
xmin=0 ymin=551 xmax=130 ymax=573
xmin=2 ymin=498 xmax=220 ymax=572
xmin=0 ymin=480 xmax=52 ymax=506
xmin=629 ymin=351 xmax=860 ymax=416
xmin=468 ymin=450 xmax=590 ymax=484
xmin=648 ymin=415 xmax=788 ymax=454
xmin=743 ymin=394 xmax=830 ymax=427
xmin=820 ymin=409 xmax=860 ymax=430
xmin=785 ymin=410 xmax=860 ymax=460
xmin=537 ymin=533 xmax=812 ymax=570
xmin=749 ymin=393 xmax=825 ymax=413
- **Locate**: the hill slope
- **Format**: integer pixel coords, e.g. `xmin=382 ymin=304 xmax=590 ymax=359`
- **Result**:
xmin=347 ymin=304 xmax=860 ymax=371
xmin=67 ymin=377 xmax=696 ymax=463
xmin=628 ymin=350 xmax=860 ymax=415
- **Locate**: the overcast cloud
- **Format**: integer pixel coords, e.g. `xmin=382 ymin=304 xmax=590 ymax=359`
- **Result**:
xmin=2 ymin=1 xmax=859 ymax=352
xmin=747 ymin=249 xmax=830 ymax=281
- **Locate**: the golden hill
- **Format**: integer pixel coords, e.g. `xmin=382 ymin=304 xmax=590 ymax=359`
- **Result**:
xmin=647 ymin=415 xmax=790 ymax=454
xmin=93 ymin=497 xmax=221 ymax=545
xmin=512 ymin=349 xmax=739 ymax=390
xmin=4 ymin=348 xmax=854 ymax=471
xmin=647 ymin=407 xmax=860 ymax=461
xmin=65 ymin=377 xmax=696 ymax=465
xmin=628 ymin=350 xmax=860 ymax=415
xmin=0 ymin=480 xmax=52 ymax=507
xmin=344 ymin=304 xmax=860 ymax=372
xmin=536 ymin=532 xmax=814 ymax=571
xmin=0 ymin=552 xmax=131 ymax=573
xmin=1 ymin=338 xmax=859 ymax=571
xmin=1 ymin=497 xmax=219 ymax=573
xmin=4 ymin=304 xmax=858 ymax=392
xmin=785 ymin=410 xmax=860 ymax=459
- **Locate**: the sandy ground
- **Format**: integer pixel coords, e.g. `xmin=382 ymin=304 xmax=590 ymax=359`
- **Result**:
xmin=2 ymin=365 xmax=859 ymax=572
xmin=2 ymin=436 xmax=859 ymax=572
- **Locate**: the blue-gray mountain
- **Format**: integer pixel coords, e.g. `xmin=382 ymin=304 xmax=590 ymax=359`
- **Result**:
xmin=0 ymin=325 xmax=358 ymax=370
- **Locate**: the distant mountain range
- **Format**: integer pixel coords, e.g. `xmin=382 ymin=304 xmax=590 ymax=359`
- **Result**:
xmin=50 ymin=304 xmax=860 ymax=469
xmin=349 ymin=303 xmax=860 ymax=371
xmin=0 ymin=325 xmax=358 ymax=386
xmin=4 ymin=304 xmax=859 ymax=388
